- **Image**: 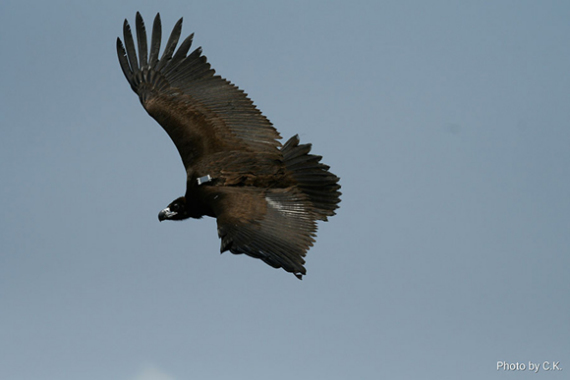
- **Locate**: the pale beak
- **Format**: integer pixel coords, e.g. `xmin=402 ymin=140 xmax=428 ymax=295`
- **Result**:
xmin=158 ymin=207 xmax=177 ymax=221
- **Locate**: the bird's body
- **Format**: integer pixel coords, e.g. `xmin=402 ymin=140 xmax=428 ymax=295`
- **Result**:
xmin=117 ymin=13 xmax=340 ymax=278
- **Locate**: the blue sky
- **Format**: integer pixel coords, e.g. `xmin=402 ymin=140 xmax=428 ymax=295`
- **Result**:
xmin=1 ymin=1 xmax=569 ymax=379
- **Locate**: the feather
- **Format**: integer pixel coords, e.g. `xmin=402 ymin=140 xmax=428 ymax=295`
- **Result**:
xmin=148 ymin=14 xmax=162 ymax=67
xmin=135 ymin=12 xmax=148 ymax=68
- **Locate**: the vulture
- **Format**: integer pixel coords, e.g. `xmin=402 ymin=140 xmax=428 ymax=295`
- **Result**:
xmin=116 ymin=13 xmax=341 ymax=279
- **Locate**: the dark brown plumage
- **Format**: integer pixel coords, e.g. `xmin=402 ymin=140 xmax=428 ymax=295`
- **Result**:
xmin=117 ymin=13 xmax=341 ymax=279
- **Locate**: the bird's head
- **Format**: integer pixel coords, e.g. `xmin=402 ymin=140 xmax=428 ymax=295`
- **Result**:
xmin=158 ymin=196 xmax=190 ymax=221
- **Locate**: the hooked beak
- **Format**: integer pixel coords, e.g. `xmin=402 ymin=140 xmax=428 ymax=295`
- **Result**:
xmin=158 ymin=207 xmax=177 ymax=222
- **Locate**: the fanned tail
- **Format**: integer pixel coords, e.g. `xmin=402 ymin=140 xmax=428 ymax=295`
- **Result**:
xmin=281 ymin=135 xmax=341 ymax=221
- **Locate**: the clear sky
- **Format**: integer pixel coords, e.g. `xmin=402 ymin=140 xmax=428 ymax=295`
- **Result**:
xmin=1 ymin=1 xmax=569 ymax=379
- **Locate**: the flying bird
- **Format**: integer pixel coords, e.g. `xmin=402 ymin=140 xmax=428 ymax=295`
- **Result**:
xmin=116 ymin=13 xmax=341 ymax=279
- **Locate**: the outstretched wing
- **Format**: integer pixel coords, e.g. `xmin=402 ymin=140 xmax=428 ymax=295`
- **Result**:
xmin=117 ymin=13 xmax=282 ymax=170
xmin=212 ymin=186 xmax=318 ymax=279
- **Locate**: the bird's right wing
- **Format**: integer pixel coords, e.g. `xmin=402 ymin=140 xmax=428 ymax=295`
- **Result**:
xmin=117 ymin=13 xmax=282 ymax=170
xmin=210 ymin=186 xmax=318 ymax=279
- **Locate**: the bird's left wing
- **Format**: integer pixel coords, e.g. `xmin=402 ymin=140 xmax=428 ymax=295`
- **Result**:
xmin=117 ymin=13 xmax=282 ymax=170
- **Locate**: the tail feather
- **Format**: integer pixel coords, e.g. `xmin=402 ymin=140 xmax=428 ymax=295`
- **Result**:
xmin=281 ymin=135 xmax=341 ymax=221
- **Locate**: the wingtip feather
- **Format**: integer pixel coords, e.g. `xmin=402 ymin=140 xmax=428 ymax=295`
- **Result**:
xmin=135 ymin=12 xmax=148 ymax=67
